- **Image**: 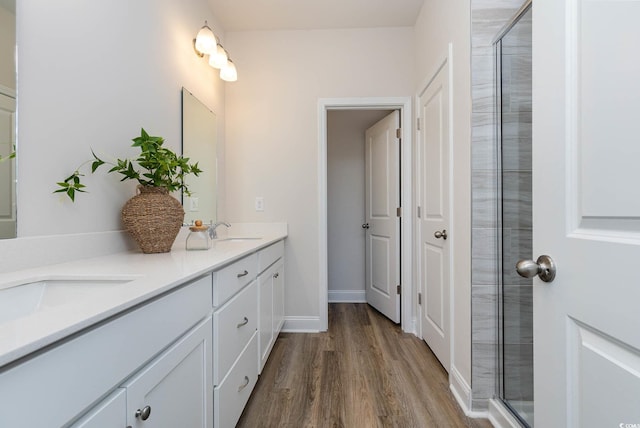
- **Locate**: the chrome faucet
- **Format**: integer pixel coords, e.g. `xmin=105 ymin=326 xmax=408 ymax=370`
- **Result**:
xmin=209 ymin=221 xmax=230 ymax=239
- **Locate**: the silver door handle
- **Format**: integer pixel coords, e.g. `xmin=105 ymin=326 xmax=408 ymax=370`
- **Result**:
xmin=434 ymin=229 xmax=447 ymax=240
xmin=516 ymin=255 xmax=556 ymax=283
xmin=362 ymin=223 xmax=370 ymax=229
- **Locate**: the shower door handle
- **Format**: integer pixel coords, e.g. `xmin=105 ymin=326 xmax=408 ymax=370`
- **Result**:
xmin=516 ymin=255 xmax=556 ymax=283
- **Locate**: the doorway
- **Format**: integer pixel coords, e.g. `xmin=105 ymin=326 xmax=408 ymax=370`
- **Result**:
xmin=318 ymin=98 xmax=413 ymax=333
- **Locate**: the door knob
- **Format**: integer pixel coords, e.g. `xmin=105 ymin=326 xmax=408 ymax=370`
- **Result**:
xmin=516 ymin=255 xmax=556 ymax=283
xmin=362 ymin=223 xmax=370 ymax=229
xmin=434 ymin=229 xmax=447 ymax=240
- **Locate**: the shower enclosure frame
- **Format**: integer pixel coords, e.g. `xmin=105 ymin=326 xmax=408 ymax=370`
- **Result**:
xmin=493 ymin=0 xmax=533 ymax=426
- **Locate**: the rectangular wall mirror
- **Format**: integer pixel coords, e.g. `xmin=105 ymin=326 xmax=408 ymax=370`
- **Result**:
xmin=182 ymin=88 xmax=217 ymax=225
xmin=0 ymin=0 xmax=16 ymax=239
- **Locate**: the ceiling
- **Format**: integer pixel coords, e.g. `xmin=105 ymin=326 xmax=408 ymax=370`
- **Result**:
xmin=207 ymin=0 xmax=426 ymax=32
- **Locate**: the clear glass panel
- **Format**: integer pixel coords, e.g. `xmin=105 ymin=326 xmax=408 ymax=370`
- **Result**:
xmin=497 ymin=4 xmax=533 ymax=427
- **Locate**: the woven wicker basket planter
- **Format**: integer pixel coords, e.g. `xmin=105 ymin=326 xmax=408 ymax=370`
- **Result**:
xmin=121 ymin=185 xmax=185 ymax=254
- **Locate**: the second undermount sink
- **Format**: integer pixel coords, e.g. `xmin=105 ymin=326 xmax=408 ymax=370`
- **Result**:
xmin=0 ymin=276 xmax=138 ymax=324
xmin=217 ymin=237 xmax=262 ymax=242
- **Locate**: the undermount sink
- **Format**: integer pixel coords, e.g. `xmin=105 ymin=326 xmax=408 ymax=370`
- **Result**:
xmin=217 ymin=237 xmax=262 ymax=242
xmin=0 ymin=276 xmax=138 ymax=324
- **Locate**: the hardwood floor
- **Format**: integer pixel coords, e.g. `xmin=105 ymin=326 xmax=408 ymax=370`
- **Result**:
xmin=237 ymin=303 xmax=493 ymax=428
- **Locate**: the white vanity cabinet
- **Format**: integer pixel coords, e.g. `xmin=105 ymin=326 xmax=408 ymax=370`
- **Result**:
xmin=0 ymin=275 xmax=213 ymax=428
xmin=212 ymin=239 xmax=285 ymax=428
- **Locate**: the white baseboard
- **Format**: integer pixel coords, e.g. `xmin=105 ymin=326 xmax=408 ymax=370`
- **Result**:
xmin=327 ymin=290 xmax=366 ymax=303
xmin=450 ymin=366 xmax=489 ymax=419
xmin=282 ymin=316 xmax=322 ymax=332
xmin=488 ymin=398 xmax=522 ymax=428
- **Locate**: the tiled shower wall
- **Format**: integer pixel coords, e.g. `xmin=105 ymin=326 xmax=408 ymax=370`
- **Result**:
xmin=500 ymin=8 xmax=533 ymax=406
xmin=470 ymin=0 xmax=529 ymax=411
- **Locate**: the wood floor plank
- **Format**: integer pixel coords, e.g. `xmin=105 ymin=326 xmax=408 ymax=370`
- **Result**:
xmin=237 ymin=303 xmax=492 ymax=428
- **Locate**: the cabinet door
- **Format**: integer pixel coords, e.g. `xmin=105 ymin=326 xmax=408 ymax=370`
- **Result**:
xmin=124 ymin=316 xmax=213 ymax=428
xmin=272 ymin=260 xmax=285 ymax=337
xmin=258 ymin=266 xmax=274 ymax=373
xmin=70 ymin=389 xmax=126 ymax=428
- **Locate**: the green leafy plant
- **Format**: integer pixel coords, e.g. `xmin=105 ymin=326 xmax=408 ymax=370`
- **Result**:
xmin=0 ymin=146 xmax=15 ymax=162
xmin=55 ymin=128 xmax=202 ymax=201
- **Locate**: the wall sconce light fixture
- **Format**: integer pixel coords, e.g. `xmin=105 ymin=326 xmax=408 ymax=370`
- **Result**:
xmin=194 ymin=21 xmax=237 ymax=82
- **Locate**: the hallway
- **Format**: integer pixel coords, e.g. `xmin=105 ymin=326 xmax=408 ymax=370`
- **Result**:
xmin=238 ymin=304 xmax=492 ymax=427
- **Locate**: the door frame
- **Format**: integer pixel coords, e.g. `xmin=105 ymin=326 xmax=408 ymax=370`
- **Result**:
xmin=318 ymin=97 xmax=413 ymax=333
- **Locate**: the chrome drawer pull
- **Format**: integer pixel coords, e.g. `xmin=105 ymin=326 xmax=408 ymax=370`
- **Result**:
xmin=135 ymin=405 xmax=151 ymax=421
xmin=238 ymin=375 xmax=250 ymax=392
xmin=237 ymin=317 xmax=249 ymax=328
xmin=237 ymin=270 xmax=249 ymax=278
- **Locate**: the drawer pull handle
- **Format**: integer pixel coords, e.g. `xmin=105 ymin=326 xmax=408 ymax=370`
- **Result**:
xmin=135 ymin=405 xmax=151 ymax=421
xmin=273 ymin=272 xmax=279 ymax=279
xmin=237 ymin=317 xmax=249 ymax=328
xmin=238 ymin=375 xmax=250 ymax=392
xmin=237 ymin=270 xmax=249 ymax=278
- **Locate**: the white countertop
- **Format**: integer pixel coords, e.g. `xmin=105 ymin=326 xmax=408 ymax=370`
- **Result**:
xmin=0 ymin=228 xmax=287 ymax=368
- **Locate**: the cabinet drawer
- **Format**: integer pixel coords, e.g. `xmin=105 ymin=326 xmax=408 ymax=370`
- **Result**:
xmin=213 ymin=253 xmax=258 ymax=307
xmin=214 ymin=332 xmax=258 ymax=428
xmin=258 ymin=240 xmax=284 ymax=273
xmin=213 ymin=280 xmax=257 ymax=384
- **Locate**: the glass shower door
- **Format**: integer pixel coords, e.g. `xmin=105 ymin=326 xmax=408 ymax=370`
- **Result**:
xmin=495 ymin=2 xmax=533 ymax=426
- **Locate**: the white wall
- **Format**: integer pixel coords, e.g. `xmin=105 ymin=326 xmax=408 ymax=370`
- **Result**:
xmin=16 ymin=0 xmax=227 ymax=238
xmin=224 ymin=28 xmax=414 ymax=325
xmin=414 ymin=0 xmax=473 ymax=397
xmin=327 ymin=109 xmax=391 ymax=302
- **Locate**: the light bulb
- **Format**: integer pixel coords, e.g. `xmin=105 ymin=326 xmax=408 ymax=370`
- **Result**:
xmin=220 ymin=60 xmax=238 ymax=82
xmin=194 ymin=22 xmax=217 ymax=55
xmin=209 ymin=45 xmax=228 ymax=69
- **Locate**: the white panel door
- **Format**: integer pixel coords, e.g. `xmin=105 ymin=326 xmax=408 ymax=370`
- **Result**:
xmin=417 ymin=59 xmax=450 ymax=371
xmin=365 ymin=111 xmax=400 ymax=323
xmin=534 ymin=1 xmax=640 ymax=426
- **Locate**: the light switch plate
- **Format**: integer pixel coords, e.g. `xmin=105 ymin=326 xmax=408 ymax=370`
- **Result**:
xmin=189 ymin=197 xmax=199 ymax=212
xmin=255 ymin=197 xmax=264 ymax=212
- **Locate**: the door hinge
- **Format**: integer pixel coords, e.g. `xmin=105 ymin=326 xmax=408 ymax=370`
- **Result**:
xmin=397 ymin=207 xmax=402 ymax=217
xmin=418 ymin=292 xmax=422 ymax=305
xmin=417 ymin=117 xmax=421 ymax=131
xmin=397 ymin=285 xmax=401 ymax=295
xmin=417 ymin=206 xmax=421 ymax=218
xmin=396 ymin=128 xmax=402 ymax=139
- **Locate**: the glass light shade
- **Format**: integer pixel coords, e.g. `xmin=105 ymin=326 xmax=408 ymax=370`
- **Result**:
xmin=194 ymin=23 xmax=217 ymax=55
xmin=208 ymin=45 xmax=228 ymax=69
xmin=220 ymin=60 xmax=238 ymax=82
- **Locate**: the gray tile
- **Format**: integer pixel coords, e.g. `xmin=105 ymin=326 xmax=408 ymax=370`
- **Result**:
xmin=501 ymin=137 xmax=532 ymax=172
xmin=501 ymin=228 xmax=533 ymax=286
xmin=502 ymin=171 xmax=532 ymax=229
xmin=503 ymin=343 xmax=534 ymax=401
xmin=472 ymin=55 xmax=496 ymax=114
xmin=472 ymin=169 xmax=497 ymax=229
xmin=472 ymin=228 xmax=498 ymax=285
xmin=472 ymin=342 xmax=497 ymax=400
xmin=472 ymin=398 xmax=491 ymax=412
xmin=472 ymin=285 xmax=498 ymax=343
xmin=502 ymin=112 xmax=531 ymax=140
xmin=503 ymin=284 xmax=533 ymax=344
xmin=471 ymin=109 xmax=497 ymax=172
